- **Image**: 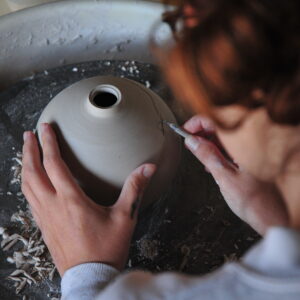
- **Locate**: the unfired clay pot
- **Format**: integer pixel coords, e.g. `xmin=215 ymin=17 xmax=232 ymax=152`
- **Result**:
xmin=37 ymin=76 xmax=181 ymax=207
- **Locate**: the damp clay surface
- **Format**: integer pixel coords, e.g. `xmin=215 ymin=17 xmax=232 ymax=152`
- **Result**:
xmin=0 ymin=60 xmax=260 ymax=300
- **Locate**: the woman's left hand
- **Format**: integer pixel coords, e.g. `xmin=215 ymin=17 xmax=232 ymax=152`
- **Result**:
xmin=21 ymin=123 xmax=156 ymax=276
xmin=183 ymin=115 xmax=289 ymax=235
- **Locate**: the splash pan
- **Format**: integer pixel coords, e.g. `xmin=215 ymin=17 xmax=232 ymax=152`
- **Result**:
xmin=0 ymin=0 xmax=172 ymax=90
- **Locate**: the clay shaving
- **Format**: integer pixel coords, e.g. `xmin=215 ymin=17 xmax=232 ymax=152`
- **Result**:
xmin=1 ymin=152 xmax=60 ymax=299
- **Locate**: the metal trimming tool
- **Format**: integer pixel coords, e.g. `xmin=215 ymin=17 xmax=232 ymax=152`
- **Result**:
xmin=163 ymin=121 xmax=191 ymax=139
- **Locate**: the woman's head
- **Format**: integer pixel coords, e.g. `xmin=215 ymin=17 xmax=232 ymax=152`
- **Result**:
xmin=158 ymin=0 xmax=300 ymax=180
xmin=161 ymin=0 xmax=300 ymax=128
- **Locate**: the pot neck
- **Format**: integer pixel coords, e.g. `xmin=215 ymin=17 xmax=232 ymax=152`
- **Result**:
xmin=85 ymin=84 xmax=124 ymax=118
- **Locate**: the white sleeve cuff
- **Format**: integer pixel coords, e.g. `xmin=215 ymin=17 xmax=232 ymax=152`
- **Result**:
xmin=61 ymin=263 xmax=120 ymax=300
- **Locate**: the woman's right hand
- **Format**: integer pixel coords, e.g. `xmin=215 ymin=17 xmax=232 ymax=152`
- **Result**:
xmin=183 ymin=115 xmax=289 ymax=235
xmin=21 ymin=124 xmax=156 ymax=276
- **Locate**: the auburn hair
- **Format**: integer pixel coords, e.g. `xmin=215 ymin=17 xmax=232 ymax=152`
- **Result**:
xmin=157 ymin=0 xmax=300 ymax=128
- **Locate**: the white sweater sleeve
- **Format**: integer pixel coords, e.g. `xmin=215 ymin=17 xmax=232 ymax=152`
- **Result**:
xmin=61 ymin=263 xmax=119 ymax=300
xmin=61 ymin=262 xmax=238 ymax=300
xmin=61 ymin=228 xmax=300 ymax=300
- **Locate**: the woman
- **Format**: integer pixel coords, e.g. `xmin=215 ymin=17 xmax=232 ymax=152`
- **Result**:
xmin=21 ymin=0 xmax=300 ymax=299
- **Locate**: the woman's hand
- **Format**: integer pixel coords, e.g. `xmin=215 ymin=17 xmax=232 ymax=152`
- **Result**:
xmin=21 ymin=123 xmax=156 ymax=276
xmin=183 ymin=115 xmax=289 ymax=235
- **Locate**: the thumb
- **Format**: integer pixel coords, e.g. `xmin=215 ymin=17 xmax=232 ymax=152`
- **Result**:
xmin=114 ymin=164 xmax=157 ymax=219
xmin=185 ymin=135 xmax=236 ymax=175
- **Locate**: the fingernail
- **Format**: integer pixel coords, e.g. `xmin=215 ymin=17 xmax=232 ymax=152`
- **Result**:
xmin=185 ymin=136 xmax=201 ymax=152
xmin=23 ymin=131 xmax=30 ymax=142
xmin=143 ymin=165 xmax=156 ymax=179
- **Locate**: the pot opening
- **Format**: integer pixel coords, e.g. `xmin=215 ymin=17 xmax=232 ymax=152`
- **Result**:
xmin=90 ymin=85 xmax=121 ymax=109
xmin=93 ymin=92 xmax=117 ymax=108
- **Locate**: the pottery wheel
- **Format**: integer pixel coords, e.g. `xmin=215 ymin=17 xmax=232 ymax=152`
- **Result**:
xmin=0 ymin=60 xmax=259 ymax=300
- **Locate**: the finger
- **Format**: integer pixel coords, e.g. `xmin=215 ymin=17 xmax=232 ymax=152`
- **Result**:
xmin=113 ymin=164 xmax=156 ymax=219
xmin=183 ymin=117 xmax=236 ymax=165
xmin=22 ymin=131 xmax=55 ymax=200
xmin=40 ymin=123 xmax=81 ymax=195
xmin=185 ymin=135 xmax=237 ymax=176
xmin=183 ymin=115 xmax=215 ymax=135
xmin=20 ymin=179 xmax=43 ymax=228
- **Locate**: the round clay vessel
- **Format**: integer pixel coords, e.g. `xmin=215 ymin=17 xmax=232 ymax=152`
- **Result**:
xmin=37 ymin=76 xmax=181 ymax=208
